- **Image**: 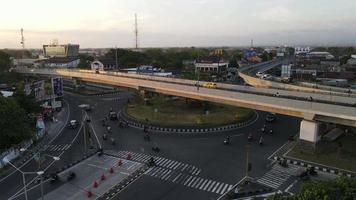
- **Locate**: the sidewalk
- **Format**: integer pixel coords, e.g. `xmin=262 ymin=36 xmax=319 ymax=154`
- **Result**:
xmin=0 ymin=102 xmax=69 ymax=178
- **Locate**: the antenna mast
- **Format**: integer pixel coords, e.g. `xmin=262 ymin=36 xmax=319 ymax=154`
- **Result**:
xmin=20 ymin=28 xmax=25 ymax=58
xmin=134 ymin=13 xmax=139 ymax=49
xmin=250 ymin=39 xmax=254 ymax=49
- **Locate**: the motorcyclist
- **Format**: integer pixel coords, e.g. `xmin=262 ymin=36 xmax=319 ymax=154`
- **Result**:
xmin=269 ymin=129 xmax=273 ymax=134
xmin=259 ymin=136 xmax=263 ymax=145
xmin=107 ymin=126 xmax=111 ymax=133
xmin=248 ymin=133 xmax=253 ymax=141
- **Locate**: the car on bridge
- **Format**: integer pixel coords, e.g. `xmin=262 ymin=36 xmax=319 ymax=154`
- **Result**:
xmin=256 ymin=71 xmax=264 ymax=77
xmin=261 ymin=74 xmax=272 ymax=80
xmin=203 ymin=82 xmax=217 ymax=89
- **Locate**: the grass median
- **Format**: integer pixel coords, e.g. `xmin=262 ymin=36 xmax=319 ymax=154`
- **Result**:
xmin=286 ymin=134 xmax=356 ymax=172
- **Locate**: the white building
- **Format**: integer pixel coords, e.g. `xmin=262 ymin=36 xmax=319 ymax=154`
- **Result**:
xmin=91 ymin=58 xmax=116 ymax=71
xmin=40 ymin=57 xmax=80 ymax=68
xmin=295 ymin=47 xmax=311 ymax=55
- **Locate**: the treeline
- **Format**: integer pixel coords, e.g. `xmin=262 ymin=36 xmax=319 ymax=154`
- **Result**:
xmin=0 ymin=50 xmax=41 ymax=151
xmin=104 ymin=48 xmax=245 ymax=70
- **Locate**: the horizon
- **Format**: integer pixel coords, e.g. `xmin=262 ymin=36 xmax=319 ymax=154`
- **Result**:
xmin=1 ymin=0 xmax=356 ymax=48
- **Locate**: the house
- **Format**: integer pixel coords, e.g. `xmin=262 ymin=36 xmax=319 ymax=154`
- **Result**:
xmin=194 ymin=56 xmax=228 ymax=74
xmin=91 ymin=58 xmax=117 ymax=71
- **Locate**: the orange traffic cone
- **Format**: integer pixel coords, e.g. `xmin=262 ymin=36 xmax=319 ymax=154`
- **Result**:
xmin=101 ymin=174 xmax=106 ymax=181
xmin=118 ymin=159 xmax=123 ymax=166
xmin=109 ymin=167 xmax=114 ymax=173
xmin=93 ymin=181 xmax=98 ymax=188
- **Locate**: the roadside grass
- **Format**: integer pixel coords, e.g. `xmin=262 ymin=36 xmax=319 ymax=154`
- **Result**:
xmin=127 ymin=95 xmax=254 ymax=127
xmin=287 ymin=134 xmax=356 ymax=172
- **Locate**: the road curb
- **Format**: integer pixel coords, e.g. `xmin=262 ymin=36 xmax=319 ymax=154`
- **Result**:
xmin=119 ymin=110 xmax=258 ymax=134
xmin=273 ymin=156 xmax=356 ymax=178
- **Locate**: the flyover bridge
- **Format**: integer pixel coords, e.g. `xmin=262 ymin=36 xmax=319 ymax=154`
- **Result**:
xmin=14 ymin=67 xmax=356 ymax=147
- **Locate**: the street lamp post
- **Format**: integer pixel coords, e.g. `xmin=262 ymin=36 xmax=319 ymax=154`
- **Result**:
xmin=18 ymin=148 xmax=60 ymax=200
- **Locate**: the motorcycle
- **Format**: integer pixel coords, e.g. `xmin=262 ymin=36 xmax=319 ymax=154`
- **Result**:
xmin=152 ymin=146 xmax=160 ymax=153
xmin=102 ymin=134 xmax=108 ymax=140
xmin=259 ymin=136 xmax=263 ymax=145
xmin=269 ymin=129 xmax=273 ymax=134
xmin=248 ymin=134 xmax=253 ymax=142
xmin=223 ymin=137 xmax=230 ymax=145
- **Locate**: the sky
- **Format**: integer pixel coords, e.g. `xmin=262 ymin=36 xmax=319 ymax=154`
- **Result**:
xmin=1 ymin=0 xmax=356 ymax=48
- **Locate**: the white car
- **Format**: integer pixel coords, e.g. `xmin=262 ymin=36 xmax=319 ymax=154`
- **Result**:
xmin=256 ymin=71 xmax=264 ymax=77
xmin=261 ymin=74 xmax=272 ymax=80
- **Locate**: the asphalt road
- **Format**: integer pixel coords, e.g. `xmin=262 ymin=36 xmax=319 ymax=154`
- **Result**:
xmin=1 ymin=89 xmax=301 ymax=200
xmin=88 ymin=90 xmax=300 ymax=200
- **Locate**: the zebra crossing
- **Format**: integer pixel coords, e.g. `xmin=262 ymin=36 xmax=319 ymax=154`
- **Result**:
xmin=144 ymin=167 xmax=233 ymax=195
xmin=257 ymin=163 xmax=300 ymax=189
xmin=45 ymin=144 xmax=71 ymax=152
xmin=113 ymin=151 xmax=202 ymax=176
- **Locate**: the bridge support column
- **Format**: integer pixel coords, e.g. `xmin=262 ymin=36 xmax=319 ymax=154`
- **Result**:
xmin=299 ymin=120 xmax=321 ymax=152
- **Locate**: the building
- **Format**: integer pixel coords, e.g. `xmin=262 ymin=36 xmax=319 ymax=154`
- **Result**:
xmin=91 ymin=58 xmax=117 ymax=71
xmin=307 ymin=52 xmax=335 ymax=60
xmin=43 ymin=44 xmax=79 ymax=58
xmin=38 ymin=57 xmax=80 ymax=68
xmin=295 ymin=47 xmax=311 ymax=55
xmin=347 ymin=55 xmax=356 ymax=66
xmin=194 ymin=56 xmax=228 ymax=74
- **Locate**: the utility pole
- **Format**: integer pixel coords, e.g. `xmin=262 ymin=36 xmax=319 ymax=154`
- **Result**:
xmin=134 ymin=13 xmax=139 ymax=50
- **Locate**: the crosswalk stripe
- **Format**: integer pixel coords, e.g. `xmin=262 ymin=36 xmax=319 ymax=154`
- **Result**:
xmin=188 ymin=177 xmax=198 ymax=187
xmin=176 ymin=174 xmax=187 ymax=184
xmin=207 ymin=181 xmax=216 ymax=192
xmin=191 ymin=177 xmax=202 ymax=188
xmin=184 ymin=176 xmax=193 ymax=185
xmin=144 ymin=168 xmax=153 ymax=175
xmin=173 ymin=162 xmax=181 ymax=170
xmin=203 ymin=180 xmax=212 ymax=191
xmin=199 ymin=179 xmax=209 ymax=190
xmin=181 ymin=164 xmax=188 ymax=171
xmin=220 ymin=184 xmax=229 ymax=194
xmin=160 ymin=159 xmax=171 ymax=167
xmin=257 ymin=179 xmax=279 ymax=188
xmin=167 ymin=161 xmax=177 ymax=169
xmin=215 ymin=183 xmax=225 ymax=194
xmin=162 ymin=170 xmax=173 ymax=180
xmin=155 ymin=157 xmax=164 ymax=165
xmin=172 ymin=173 xmax=182 ymax=183
xmin=150 ymin=167 xmax=160 ymax=176
xmin=211 ymin=182 xmax=220 ymax=193
xmin=195 ymin=178 xmax=206 ymax=189
xmin=154 ymin=168 xmax=165 ymax=177
xmin=64 ymin=144 xmax=71 ymax=150
xmin=160 ymin=169 xmax=171 ymax=179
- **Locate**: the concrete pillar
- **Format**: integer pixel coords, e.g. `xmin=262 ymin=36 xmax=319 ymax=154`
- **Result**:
xmin=299 ymin=120 xmax=320 ymax=152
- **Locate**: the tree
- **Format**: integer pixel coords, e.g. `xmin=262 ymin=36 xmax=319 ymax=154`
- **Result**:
xmin=0 ymin=96 xmax=34 ymax=150
xmin=0 ymin=50 xmax=11 ymax=72
xmin=12 ymin=88 xmax=41 ymax=115
xmin=268 ymin=177 xmax=356 ymax=200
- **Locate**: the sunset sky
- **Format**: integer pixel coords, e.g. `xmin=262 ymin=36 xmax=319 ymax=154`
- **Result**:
xmin=1 ymin=0 xmax=356 ymax=48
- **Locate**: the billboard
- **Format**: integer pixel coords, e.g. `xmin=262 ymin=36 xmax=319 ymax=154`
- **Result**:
xmin=52 ymin=77 xmax=63 ymax=97
xmin=33 ymin=80 xmax=45 ymax=101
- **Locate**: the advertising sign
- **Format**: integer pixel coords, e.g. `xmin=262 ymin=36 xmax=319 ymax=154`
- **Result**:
xmin=33 ymin=80 xmax=45 ymax=101
xmin=52 ymin=77 xmax=63 ymax=97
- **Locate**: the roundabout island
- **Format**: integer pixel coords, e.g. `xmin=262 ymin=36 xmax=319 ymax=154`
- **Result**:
xmin=123 ymin=94 xmax=255 ymax=129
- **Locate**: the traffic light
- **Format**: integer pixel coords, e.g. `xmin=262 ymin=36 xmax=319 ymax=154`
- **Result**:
xmin=248 ymin=162 xmax=252 ymax=172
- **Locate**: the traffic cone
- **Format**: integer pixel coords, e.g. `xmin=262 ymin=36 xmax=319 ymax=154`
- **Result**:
xmin=109 ymin=167 xmax=114 ymax=173
xmin=118 ymin=159 xmax=123 ymax=166
xmin=86 ymin=190 xmax=92 ymax=197
xmin=101 ymin=174 xmax=106 ymax=181
xmin=127 ymin=153 xmax=132 ymax=160
xmin=93 ymin=181 xmax=98 ymax=188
